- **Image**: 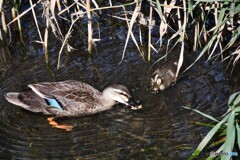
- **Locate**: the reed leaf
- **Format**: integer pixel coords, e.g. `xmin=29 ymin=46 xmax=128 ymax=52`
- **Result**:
xmin=184 ymin=32 xmax=217 ymax=71
xmin=232 ymin=48 xmax=240 ymax=66
xmin=233 ymin=93 xmax=240 ymax=107
xmin=188 ymin=114 xmax=229 ymax=160
xmin=236 ymin=123 xmax=240 ymax=150
xmin=182 ymin=106 xmax=219 ymax=123
xmin=228 ymin=91 xmax=240 ymax=108
xmin=221 ymin=111 xmax=235 ymax=160
xmin=120 ymin=1 xmax=142 ymax=63
xmin=155 ymin=0 xmax=176 ymax=48
xmin=222 ymin=25 xmax=240 ymax=53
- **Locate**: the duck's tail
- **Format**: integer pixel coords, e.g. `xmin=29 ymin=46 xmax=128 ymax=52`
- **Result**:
xmin=5 ymin=92 xmax=30 ymax=110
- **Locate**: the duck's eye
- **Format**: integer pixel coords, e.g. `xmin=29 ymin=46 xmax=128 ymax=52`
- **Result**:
xmin=119 ymin=92 xmax=130 ymax=99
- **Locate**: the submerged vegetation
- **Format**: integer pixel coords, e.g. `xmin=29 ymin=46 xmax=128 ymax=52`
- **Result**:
xmin=0 ymin=0 xmax=240 ymax=159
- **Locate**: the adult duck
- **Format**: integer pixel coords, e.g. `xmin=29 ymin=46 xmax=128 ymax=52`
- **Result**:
xmin=5 ymin=80 xmax=142 ymax=131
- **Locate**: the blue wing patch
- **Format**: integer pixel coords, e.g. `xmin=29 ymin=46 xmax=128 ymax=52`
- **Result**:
xmin=46 ymin=98 xmax=63 ymax=111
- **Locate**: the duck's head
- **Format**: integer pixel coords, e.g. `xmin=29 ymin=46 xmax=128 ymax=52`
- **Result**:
xmin=151 ymin=74 xmax=166 ymax=93
xmin=102 ymin=84 xmax=142 ymax=110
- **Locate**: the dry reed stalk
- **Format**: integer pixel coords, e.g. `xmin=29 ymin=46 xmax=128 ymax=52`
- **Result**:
xmin=193 ymin=23 xmax=199 ymax=51
xmin=7 ymin=2 xmax=39 ymax=27
xmin=232 ymin=48 xmax=240 ymax=66
xmin=86 ymin=0 xmax=93 ymax=54
xmin=0 ymin=0 xmax=2 ymax=11
xmin=50 ymin=0 xmax=64 ymax=39
xmin=175 ymin=0 xmax=187 ymax=78
xmin=120 ymin=1 xmax=143 ymax=63
xmin=29 ymin=0 xmax=43 ymax=43
xmin=0 ymin=28 xmax=2 ymax=41
xmin=109 ymin=0 xmax=112 ymax=7
xmin=148 ymin=0 xmax=153 ymax=61
xmin=17 ymin=11 xmax=24 ymax=44
xmin=56 ymin=0 xmax=61 ymax=11
xmin=1 ymin=11 xmax=7 ymax=33
xmin=57 ymin=17 xmax=79 ymax=69
xmin=44 ymin=1 xmax=50 ymax=64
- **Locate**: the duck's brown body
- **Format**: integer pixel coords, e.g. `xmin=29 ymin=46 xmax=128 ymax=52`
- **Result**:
xmin=5 ymin=80 xmax=137 ymax=117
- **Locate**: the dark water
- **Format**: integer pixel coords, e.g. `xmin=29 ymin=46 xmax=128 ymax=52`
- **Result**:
xmin=0 ymin=5 xmax=236 ymax=159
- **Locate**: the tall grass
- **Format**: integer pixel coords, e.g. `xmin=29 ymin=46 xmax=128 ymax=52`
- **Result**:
xmin=0 ymin=0 xmax=239 ymax=71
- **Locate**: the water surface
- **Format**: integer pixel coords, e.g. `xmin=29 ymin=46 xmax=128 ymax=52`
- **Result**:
xmin=0 ymin=5 xmax=234 ymax=159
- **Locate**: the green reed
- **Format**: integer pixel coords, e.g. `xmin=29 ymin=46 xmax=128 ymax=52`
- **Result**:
xmin=183 ymin=91 xmax=240 ymax=160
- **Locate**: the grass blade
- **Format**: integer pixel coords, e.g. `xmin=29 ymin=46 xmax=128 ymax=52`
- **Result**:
xmin=228 ymin=92 xmax=240 ymax=108
xmin=221 ymin=111 xmax=235 ymax=160
xmin=182 ymin=106 xmax=219 ymax=123
xmin=188 ymin=114 xmax=229 ymax=160
xmin=236 ymin=123 xmax=240 ymax=150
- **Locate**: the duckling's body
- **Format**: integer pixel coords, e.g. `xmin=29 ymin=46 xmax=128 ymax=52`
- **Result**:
xmin=151 ymin=55 xmax=178 ymax=93
xmin=5 ymin=80 xmax=138 ymax=117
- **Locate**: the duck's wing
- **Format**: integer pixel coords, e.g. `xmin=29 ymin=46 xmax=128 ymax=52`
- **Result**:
xmin=28 ymin=80 xmax=99 ymax=111
xmin=28 ymin=80 xmax=100 ymax=99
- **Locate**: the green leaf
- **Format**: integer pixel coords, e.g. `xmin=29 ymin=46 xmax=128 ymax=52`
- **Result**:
xmin=228 ymin=92 xmax=240 ymax=109
xmin=233 ymin=94 xmax=240 ymax=107
xmin=221 ymin=111 xmax=235 ymax=160
xmin=236 ymin=123 xmax=240 ymax=150
xmin=234 ymin=106 xmax=240 ymax=112
xmin=182 ymin=106 xmax=219 ymax=123
xmin=188 ymin=114 xmax=229 ymax=160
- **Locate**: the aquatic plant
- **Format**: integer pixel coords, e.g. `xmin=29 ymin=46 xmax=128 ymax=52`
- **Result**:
xmin=0 ymin=0 xmax=239 ymax=72
xmin=183 ymin=91 xmax=240 ymax=160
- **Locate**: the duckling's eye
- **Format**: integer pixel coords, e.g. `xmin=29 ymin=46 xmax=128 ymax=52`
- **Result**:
xmin=154 ymin=74 xmax=161 ymax=81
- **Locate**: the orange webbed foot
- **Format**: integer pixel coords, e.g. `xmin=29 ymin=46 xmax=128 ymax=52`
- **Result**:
xmin=47 ymin=117 xmax=74 ymax=131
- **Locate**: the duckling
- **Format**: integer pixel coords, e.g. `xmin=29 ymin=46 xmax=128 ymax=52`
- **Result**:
xmin=5 ymin=80 xmax=142 ymax=131
xmin=151 ymin=56 xmax=178 ymax=93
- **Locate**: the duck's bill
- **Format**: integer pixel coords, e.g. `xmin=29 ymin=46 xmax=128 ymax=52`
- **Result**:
xmin=127 ymin=99 xmax=142 ymax=110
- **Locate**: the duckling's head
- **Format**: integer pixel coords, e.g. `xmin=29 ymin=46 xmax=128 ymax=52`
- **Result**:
xmin=102 ymin=84 xmax=142 ymax=109
xmin=151 ymin=74 xmax=166 ymax=93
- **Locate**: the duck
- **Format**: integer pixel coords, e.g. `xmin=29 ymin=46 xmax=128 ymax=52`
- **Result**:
xmin=5 ymin=80 xmax=142 ymax=131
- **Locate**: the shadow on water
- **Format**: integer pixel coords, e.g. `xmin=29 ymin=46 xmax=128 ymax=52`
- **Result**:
xmin=0 ymin=6 xmax=236 ymax=159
